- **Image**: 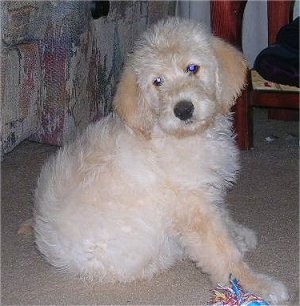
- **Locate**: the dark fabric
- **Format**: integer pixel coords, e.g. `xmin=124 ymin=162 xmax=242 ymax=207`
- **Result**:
xmin=277 ymin=17 xmax=299 ymax=50
xmin=254 ymin=17 xmax=299 ymax=87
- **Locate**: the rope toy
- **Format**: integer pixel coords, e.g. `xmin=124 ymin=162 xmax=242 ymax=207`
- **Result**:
xmin=208 ymin=274 xmax=269 ymax=306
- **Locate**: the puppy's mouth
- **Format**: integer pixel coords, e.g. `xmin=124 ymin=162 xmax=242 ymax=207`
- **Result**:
xmin=158 ymin=98 xmax=215 ymax=137
xmin=183 ymin=118 xmax=194 ymax=125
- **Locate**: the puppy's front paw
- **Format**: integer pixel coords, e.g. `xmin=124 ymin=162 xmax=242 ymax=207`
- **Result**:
xmin=263 ymin=277 xmax=289 ymax=305
xmin=243 ymin=273 xmax=289 ymax=305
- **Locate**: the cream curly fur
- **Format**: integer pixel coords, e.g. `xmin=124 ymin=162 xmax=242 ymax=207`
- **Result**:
xmin=33 ymin=18 xmax=288 ymax=304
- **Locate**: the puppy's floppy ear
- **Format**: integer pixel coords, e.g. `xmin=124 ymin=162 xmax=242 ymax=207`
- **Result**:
xmin=112 ymin=65 xmax=154 ymax=138
xmin=213 ymin=37 xmax=248 ymax=112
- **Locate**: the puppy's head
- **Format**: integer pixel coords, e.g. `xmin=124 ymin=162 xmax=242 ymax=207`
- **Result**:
xmin=113 ymin=18 xmax=247 ymax=138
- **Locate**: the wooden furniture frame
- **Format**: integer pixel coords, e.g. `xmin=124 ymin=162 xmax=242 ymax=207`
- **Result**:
xmin=211 ymin=0 xmax=299 ymax=150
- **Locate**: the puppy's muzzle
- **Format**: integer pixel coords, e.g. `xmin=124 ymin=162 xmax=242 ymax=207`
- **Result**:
xmin=174 ymin=101 xmax=194 ymax=121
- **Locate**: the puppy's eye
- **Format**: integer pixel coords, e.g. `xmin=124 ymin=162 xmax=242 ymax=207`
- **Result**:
xmin=186 ymin=64 xmax=199 ymax=74
xmin=153 ymin=77 xmax=163 ymax=86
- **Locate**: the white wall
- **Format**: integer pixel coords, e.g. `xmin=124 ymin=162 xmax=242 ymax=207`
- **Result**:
xmin=176 ymin=0 xmax=211 ymax=29
xmin=176 ymin=0 xmax=299 ymax=67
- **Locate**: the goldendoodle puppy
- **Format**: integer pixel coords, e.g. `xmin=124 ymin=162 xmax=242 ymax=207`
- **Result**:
xmin=33 ymin=18 xmax=288 ymax=303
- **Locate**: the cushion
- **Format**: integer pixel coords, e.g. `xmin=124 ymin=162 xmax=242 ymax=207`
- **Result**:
xmin=251 ymin=70 xmax=300 ymax=92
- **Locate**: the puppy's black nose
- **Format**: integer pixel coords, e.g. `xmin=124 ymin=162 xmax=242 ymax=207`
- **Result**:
xmin=174 ymin=101 xmax=194 ymax=121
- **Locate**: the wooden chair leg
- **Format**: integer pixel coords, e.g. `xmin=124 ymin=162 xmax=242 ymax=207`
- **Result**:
xmin=233 ymin=90 xmax=253 ymax=150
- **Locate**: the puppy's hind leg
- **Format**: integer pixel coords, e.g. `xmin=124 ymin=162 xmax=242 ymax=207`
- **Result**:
xmin=174 ymin=195 xmax=289 ymax=304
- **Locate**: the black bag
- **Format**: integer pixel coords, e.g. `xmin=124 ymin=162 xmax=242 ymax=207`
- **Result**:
xmin=254 ymin=17 xmax=299 ymax=87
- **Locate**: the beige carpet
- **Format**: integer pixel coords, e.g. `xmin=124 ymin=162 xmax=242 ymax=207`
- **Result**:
xmin=1 ymin=109 xmax=299 ymax=305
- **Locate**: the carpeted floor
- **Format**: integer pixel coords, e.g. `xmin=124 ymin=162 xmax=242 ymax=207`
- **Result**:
xmin=1 ymin=109 xmax=299 ymax=305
